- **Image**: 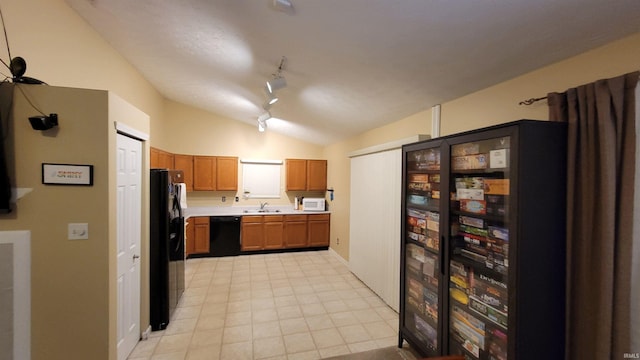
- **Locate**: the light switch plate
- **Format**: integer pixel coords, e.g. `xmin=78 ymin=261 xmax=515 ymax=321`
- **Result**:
xmin=68 ymin=223 xmax=89 ymax=240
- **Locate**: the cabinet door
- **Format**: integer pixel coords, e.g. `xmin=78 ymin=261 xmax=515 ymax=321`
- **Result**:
xmin=193 ymin=217 xmax=210 ymax=254
xmin=150 ymin=147 xmax=161 ymax=168
xmin=174 ymin=154 xmax=194 ymax=191
xmin=159 ymin=150 xmax=174 ymax=170
xmin=264 ymin=216 xmax=284 ymax=249
xmin=284 ymin=215 xmax=308 ymax=248
xmin=308 ymin=214 xmax=330 ymax=247
xmin=193 ymin=156 xmax=216 ymax=191
xmin=185 ymin=218 xmax=195 ymax=256
xmin=307 ymin=160 xmax=327 ymax=191
xmin=447 ymin=135 xmax=511 ymax=360
xmin=241 ymin=216 xmax=264 ymax=251
xmin=286 ymin=159 xmax=307 ymax=191
xmin=217 ymin=156 xmax=238 ymax=191
xmin=401 ymin=142 xmax=444 ymax=357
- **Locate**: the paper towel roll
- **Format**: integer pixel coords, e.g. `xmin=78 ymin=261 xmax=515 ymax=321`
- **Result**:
xmin=177 ymin=183 xmax=187 ymax=209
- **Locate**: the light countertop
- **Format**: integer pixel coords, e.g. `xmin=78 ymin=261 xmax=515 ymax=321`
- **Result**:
xmin=184 ymin=205 xmax=330 ymax=218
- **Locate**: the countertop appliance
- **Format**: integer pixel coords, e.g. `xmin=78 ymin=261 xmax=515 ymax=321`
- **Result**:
xmin=150 ymin=169 xmax=185 ymax=331
xmin=302 ymin=197 xmax=326 ymax=211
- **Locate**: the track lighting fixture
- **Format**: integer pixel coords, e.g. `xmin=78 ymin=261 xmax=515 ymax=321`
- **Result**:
xmin=266 ymin=91 xmax=279 ymax=106
xmin=266 ymin=56 xmax=287 ymax=94
xmin=266 ymin=75 xmax=287 ymax=93
xmin=257 ymin=112 xmax=271 ymax=132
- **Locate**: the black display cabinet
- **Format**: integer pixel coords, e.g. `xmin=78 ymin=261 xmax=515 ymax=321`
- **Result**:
xmin=399 ymin=120 xmax=567 ymax=360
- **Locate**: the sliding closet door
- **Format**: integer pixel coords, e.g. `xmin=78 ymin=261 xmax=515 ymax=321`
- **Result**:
xmin=349 ymin=148 xmax=401 ymax=311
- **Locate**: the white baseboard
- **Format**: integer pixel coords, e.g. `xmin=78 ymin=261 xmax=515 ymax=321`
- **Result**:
xmin=141 ymin=325 xmax=152 ymax=340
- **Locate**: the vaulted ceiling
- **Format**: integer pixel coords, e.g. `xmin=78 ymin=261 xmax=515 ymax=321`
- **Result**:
xmin=66 ymin=0 xmax=640 ymax=145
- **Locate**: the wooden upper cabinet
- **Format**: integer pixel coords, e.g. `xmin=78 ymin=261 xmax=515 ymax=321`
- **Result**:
xmin=286 ymin=159 xmax=307 ymax=191
xmin=151 ymin=147 xmax=174 ymax=169
xmin=216 ymin=156 xmax=238 ymax=191
xmin=193 ymin=156 xmax=216 ymax=191
xmin=150 ymin=147 xmax=160 ymax=168
xmin=307 ymin=160 xmax=327 ymax=191
xmin=286 ymin=159 xmax=327 ymax=191
xmin=173 ymin=154 xmax=194 ymax=191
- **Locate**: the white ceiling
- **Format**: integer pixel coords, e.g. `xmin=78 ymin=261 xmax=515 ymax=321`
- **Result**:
xmin=65 ymin=0 xmax=640 ymax=145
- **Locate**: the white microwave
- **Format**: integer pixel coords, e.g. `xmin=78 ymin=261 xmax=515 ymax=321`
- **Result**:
xmin=302 ymin=198 xmax=325 ymax=211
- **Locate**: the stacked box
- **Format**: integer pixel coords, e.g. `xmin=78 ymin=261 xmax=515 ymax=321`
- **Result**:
xmin=460 ymin=199 xmax=487 ymax=214
xmin=407 ymin=209 xmax=427 ymax=245
xmin=426 ymin=230 xmax=439 ymax=252
xmin=484 ymin=179 xmax=510 ymax=195
xmin=487 ymin=327 xmax=508 ymax=360
xmin=486 ymin=195 xmax=508 ymax=216
xmin=452 ymin=154 xmax=488 ymax=170
xmin=423 ymin=287 xmax=439 ymax=321
xmin=414 ymin=314 xmax=438 ymax=350
xmin=451 ymin=305 xmax=486 ymax=357
xmin=472 ymin=273 xmax=508 ymax=313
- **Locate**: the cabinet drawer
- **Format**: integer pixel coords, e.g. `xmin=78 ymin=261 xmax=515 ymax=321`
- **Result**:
xmin=284 ymin=215 xmax=307 ymax=222
xmin=242 ymin=215 xmax=263 ymax=223
xmin=194 ymin=216 xmax=209 ymax=224
xmin=308 ymin=214 xmax=330 ymax=221
xmin=263 ymin=215 xmax=284 ymax=222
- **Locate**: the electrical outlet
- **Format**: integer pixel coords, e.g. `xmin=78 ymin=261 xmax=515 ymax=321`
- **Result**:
xmin=68 ymin=223 xmax=89 ymax=240
xmin=336 ymin=237 xmax=340 ymax=245
xmin=222 ymin=196 xmax=226 ymax=202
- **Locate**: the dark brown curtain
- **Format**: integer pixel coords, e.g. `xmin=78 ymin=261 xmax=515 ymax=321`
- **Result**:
xmin=547 ymin=71 xmax=638 ymax=360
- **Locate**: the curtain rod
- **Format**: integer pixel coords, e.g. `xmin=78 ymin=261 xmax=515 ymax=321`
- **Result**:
xmin=518 ymin=96 xmax=547 ymax=106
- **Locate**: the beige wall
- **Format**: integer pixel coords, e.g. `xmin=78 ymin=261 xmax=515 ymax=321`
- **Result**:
xmin=0 ymin=85 xmax=137 ymax=360
xmin=325 ymin=32 xmax=640 ymax=260
xmin=2 ymin=0 xmax=165 ymax=129
xmin=157 ymin=100 xmax=325 ymax=207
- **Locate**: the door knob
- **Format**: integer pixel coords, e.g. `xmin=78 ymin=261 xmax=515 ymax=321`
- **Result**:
xmin=133 ymin=254 xmax=140 ymax=260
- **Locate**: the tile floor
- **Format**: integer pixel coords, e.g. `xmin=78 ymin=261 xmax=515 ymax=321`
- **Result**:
xmin=128 ymin=250 xmax=400 ymax=360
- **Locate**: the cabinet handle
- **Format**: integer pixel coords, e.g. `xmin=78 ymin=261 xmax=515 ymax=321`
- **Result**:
xmin=133 ymin=254 xmax=140 ymax=261
xmin=440 ymin=236 xmax=445 ymax=275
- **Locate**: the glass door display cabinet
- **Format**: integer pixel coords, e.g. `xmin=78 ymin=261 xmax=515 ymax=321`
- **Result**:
xmin=400 ymin=140 xmax=445 ymax=357
xmin=400 ymin=120 xmax=568 ymax=360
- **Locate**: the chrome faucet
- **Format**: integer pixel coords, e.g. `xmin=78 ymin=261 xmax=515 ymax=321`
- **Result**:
xmin=260 ymin=201 xmax=269 ymax=210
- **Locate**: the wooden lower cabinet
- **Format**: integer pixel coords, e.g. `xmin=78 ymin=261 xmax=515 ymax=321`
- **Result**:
xmin=186 ymin=218 xmax=195 ymax=256
xmin=240 ymin=213 xmax=330 ymax=251
xmin=193 ymin=217 xmax=210 ymax=254
xmin=263 ymin=216 xmax=284 ymax=249
xmin=186 ymin=216 xmax=210 ymax=256
xmin=308 ymin=214 xmax=330 ymax=247
xmin=241 ymin=216 xmax=264 ymax=251
xmin=284 ymin=215 xmax=308 ymax=248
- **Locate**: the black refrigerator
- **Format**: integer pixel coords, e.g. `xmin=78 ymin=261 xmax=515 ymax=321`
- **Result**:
xmin=400 ymin=120 xmax=567 ymax=359
xmin=150 ymin=169 xmax=186 ymax=331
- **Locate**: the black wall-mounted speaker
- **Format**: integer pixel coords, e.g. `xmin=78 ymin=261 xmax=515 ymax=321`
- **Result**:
xmin=28 ymin=113 xmax=58 ymax=130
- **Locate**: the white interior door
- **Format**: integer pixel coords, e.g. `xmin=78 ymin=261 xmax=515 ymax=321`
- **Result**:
xmin=117 ymin=133 xmax=142 ymax=360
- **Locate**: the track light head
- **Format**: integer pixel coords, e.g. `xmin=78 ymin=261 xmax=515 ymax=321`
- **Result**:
xmin=266 ymin=75 xmax=287 ymax=93
xmin=266 ymin=91 xmax=279 ymax=105
xmin=257 ymin=112 xmax=271 ymax=132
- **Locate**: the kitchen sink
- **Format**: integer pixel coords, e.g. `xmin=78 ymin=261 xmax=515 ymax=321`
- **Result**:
xmin=242 ymin=209 xmax=281 ymax=213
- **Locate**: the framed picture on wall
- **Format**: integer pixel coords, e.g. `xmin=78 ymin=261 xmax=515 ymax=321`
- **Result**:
xmin=42 ymin=163 xmax=94 ymax=186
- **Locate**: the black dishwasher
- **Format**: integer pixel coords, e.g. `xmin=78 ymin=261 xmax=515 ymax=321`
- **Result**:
xmin=209 ymin=216 xmax=241 ymax=257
